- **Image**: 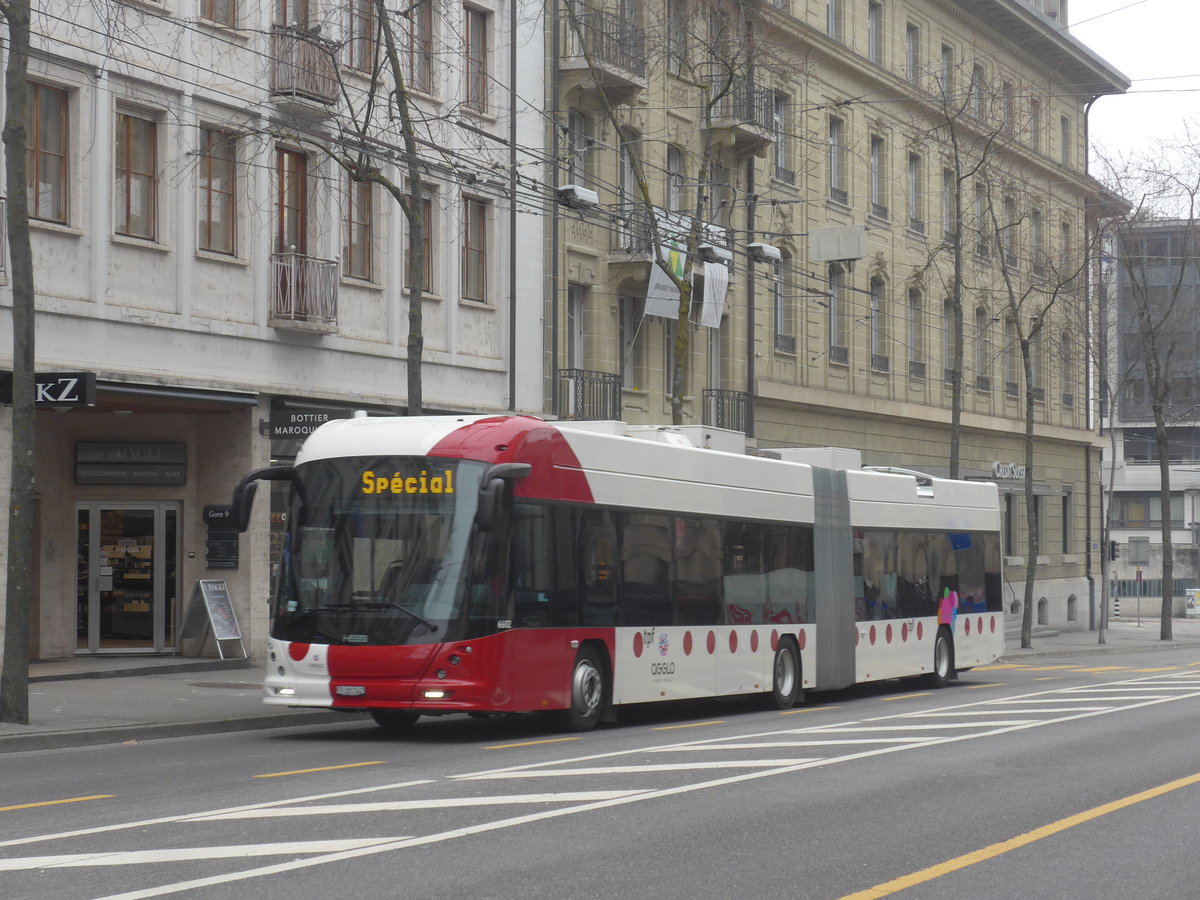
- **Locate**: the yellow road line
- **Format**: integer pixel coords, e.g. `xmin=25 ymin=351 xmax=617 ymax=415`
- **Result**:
xmin=839 ymin=771 xmax=1200 ymax=900
xmin=1074 ymin=666 xmax=1129 ymax=673
xmin=254 ymin=761 xmax=385 ymax=778
xmin=483 ymin=737 xmax=580 ymax=750
xmin=974 ymin=664 xmax=1024 ymax=670
xmin=0 ymin=795 xmax=114 ymax=813
xmin=1132 ymin=667 xmax=1178 ymax=672
xmin=882 ymin=693 xmax=930 ymax=702
xmin=779 ymin=705 xmax=839 ymax=715
xmin=1021 ymin=665 xmax=1080 ymax=672
xmin=653 ymin=720 xmax=725 ymax=730
xmin=964 ymin=683 xmax=1002 ymax=689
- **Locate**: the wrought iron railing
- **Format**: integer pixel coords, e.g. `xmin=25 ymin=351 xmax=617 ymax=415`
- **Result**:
xmin=909 ymin=216 xmax=925 ymax=234
xmin=708 ymin=76 xmax=774 ymax=131
xmin=563 ymin=5 xmax=646 ymax=78
xmin=774 ymin=333 xmax=796 ymax=354
xmin=830 ymin=345 xmax=849 ymax=364
xmin=703 ymin=389 xmax=754 ymax=437
xmin=871 ymin=202 xmax=889 ymax=220
xmin=909 ymin=360 xmax=926 ymax=378
xmin=975 ymin=374 xmax=991 ymax=391
xmin=557 ymin=368 xmax=622 ymax=420
xmin=830 ymin=186 xmax=849 ymax=205
xmin=271 ymin=26 xmax=338 ymax=105
xmin=271 ymin=251 xmax=339 ymax=325
xmin=871 ymin=354 xmax=890 ymax=372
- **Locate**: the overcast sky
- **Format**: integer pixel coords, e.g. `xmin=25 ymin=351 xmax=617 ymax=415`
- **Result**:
xmin=1070 ymin=0 xmax=1200 ymax=166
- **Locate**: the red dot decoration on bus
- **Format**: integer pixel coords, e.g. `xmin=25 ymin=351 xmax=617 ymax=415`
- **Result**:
xmin=729 ymin=631 xmax=738 ymax=654
xmin=965 ymin=618 xmax=971 ymax=635
xmin=633 ymin=632 xmax=644 ymax=658
xmin=853 ymin=628 xmax=859 ymax=647
xmin=770 ymin=629 xmax=779 ymax=652
xmin=683 ymin=631 xmax=693 ymax=656
xmin=886 ymin=624 xmax=893 ymax=644
xmin=916 ymin=622 xmax=924 ymax=640
xmin=750 ymin=631 xmax=760 ymax=653
xmin=901 ymin=623 xmax=908 ymax=642
xmin=869 ymin=625 xmax=877 ymax=646
xmin=799 ymin=629 xmax=807 ymax=651
xmin=707 ymin=631 xmax=716 ymax=654
xmin=288 ymin=643 xmax=309 ymax=662
xmin=980 ymin=617 xmax=986 ymax=634
xmin=989 ymin=616 xmax=996 ymax=633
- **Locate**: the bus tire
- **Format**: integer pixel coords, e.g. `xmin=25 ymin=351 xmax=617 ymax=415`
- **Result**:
xmin=926 ymin=628 xmax=954 ymax=688
xmin=770 ymin=639 xmax=802 ymax=709
xmin=369 ymin=709 xmax=420 ymax=733
xmin=561 ymin=646 xmax=606 ymax=732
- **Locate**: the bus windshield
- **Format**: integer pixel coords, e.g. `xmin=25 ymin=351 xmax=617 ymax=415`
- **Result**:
xmin=273 ymin=457 xmax=488 ymax=646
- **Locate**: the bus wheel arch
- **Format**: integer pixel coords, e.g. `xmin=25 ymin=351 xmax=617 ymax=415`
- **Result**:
xmin=926 ymin=626 xmax=955 ymax=689
xmin=561 ymin=642 xmax=609 ymax=732
xmin=369 ymin=709 xmax=421 ymax=733
xmin=770 ymin=637 xmax=803 ymax=709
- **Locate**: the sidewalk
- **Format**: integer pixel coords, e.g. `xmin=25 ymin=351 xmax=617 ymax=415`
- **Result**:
xmin=3 ymin=618 xmax=1200 ymax=754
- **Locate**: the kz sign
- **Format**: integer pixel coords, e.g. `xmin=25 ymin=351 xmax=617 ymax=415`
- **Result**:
xmin=0 ymin=371 xmax=97 ymax=407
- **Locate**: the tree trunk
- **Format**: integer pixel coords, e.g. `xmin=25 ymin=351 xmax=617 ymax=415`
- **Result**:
xmin=1 ymin=0 xmax=35 ymax=725
xmin=1153 ymin=402 xmax=1173 ymax=640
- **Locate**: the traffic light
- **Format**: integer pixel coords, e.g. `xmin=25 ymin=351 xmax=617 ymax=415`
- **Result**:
xmin=1109 ymin=539 xmax=1120 ymax=561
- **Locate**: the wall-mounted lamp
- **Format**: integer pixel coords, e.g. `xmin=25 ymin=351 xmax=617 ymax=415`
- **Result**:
xmin=557 ymin=184 xmax=599 ymax=209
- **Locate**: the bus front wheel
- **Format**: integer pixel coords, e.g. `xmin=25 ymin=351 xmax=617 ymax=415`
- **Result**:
xmin=926 ymin=628 xmax=954 ymax=689
xmin=561 ymin=647 xmax=606 ymax=732
xmin=770 ymin=640 xmax=802 ymax=709
xmin=370 ymin=709 xmax=420 ymax=733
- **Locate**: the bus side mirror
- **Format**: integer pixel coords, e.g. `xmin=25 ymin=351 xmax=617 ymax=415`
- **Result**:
xmin=232 ymin=466 xmax=297 ymax=532
xmin=477 ymin=463 xmax=532 ymax=531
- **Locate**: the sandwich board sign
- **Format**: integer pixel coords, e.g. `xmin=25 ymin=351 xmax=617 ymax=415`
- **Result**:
xmin=178 ymin=580 xmax=246 ymax=659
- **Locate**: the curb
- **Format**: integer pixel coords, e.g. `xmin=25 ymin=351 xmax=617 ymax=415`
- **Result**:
xmin=0 ymin=710 xmax=361 ymax=755
xmin=29 ymin=659 xmax=255 ymax=684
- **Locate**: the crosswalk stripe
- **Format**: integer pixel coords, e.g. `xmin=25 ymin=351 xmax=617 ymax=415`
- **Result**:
xmin=195 ymin=791 xmax=649 ymax=819
xmin=0 ymin=839 xmax=405 ymax=871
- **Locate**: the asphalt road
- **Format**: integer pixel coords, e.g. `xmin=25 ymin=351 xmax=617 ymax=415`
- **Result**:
xmin=3 ymin=646 xmax=1200 ymax=900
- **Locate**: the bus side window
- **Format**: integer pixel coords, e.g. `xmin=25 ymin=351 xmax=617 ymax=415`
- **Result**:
xmin=619 ymin=512 xmax=672 ymax=627
xmin=673 ymin=516 xmax=722 ymax=625
xmin=579 ymin=508 xmax=619 ymax=625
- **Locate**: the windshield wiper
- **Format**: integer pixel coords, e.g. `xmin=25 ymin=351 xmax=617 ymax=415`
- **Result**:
xmin=356 ymin=601 xmax=440 ymax=633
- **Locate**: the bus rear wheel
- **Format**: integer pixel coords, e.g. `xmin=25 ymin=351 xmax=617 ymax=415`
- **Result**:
xmin=926 ymin=628 xmax=954 ymax=688
xmin=770 ymin=641 xmax=802 ymax=709
xmin=369 ymin=709 xmax=420 ymax=733
xmin=561 ymin=647 xmax=606 ymax=732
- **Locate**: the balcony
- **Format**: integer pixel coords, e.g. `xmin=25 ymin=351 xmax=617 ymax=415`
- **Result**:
xmin=909 ymin=360 xmax=926 ymax=379
xmin=706 ymin=76 xmax=774 ymax=156
xmin=270 ymin=26 xmax=338 ymax=111
xmin=611 ymin=205 xmax=730 ymax=266
xmin=557 ymin=368 xmax=622 ymax=420
xmin=271 ymin=251 xmax=339 ymax=331
xmin=703 ymin=389 xmax=754 ymax=437
xmin=560 ymin=5 xmax=647 ymax=102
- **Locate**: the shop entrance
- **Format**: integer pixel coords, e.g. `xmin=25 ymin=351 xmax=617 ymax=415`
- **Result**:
xmin=76 ymin=504 xmax=180 ymax=653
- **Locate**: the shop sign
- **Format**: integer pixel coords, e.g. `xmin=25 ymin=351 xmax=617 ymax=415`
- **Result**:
xmin=0 ymin=371 xmax=96 ymax=407
xmin=991 ymin=461 xmax=1027 ymax=480
xmin=204 ymin=505 xmax=239 ymax=569
xmin=269 ymin=407 xmax=352 ymax=439
xmin=75 ymin=442 xmax=187 ymax=485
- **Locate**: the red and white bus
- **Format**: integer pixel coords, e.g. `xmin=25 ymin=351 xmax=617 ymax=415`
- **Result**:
xmin=233 ymin=414 xmax=1003 ymax=732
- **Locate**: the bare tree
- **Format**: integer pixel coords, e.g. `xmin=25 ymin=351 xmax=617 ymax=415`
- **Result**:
xmin=0 ymin=0 xmax=35 ymax=724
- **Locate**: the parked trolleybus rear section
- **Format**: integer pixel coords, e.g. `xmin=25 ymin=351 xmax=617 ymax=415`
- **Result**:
xmin=232 ymin=415 xmax=1004 ymax=733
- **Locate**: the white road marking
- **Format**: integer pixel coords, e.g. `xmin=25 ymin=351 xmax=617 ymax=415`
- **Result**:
xmin=650 ymin=739 xmax=936 ymax=749
xmin=0 ymin=839 xmax=405 ymax=871
xmin=196 ymin=791 xmax=650 ymax=819
xmin=458 ymin=760 xmax=820 ymax=778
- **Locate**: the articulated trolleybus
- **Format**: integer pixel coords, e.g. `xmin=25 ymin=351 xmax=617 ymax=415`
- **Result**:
xmin=233 ymin=414 xmax=1003 ymax=732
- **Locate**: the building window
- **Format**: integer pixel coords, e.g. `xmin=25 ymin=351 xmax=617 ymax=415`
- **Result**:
xmin=908 ymin=288 xmax=924 ymax=376
xmin=1003 ymin=194 xmax=1018 ymax=267
xmin=667 ymin=0 xmax=687 ymax=75
xmin=942 ymin=168 xmax=955 ymax=240
xmin=1061 ymin=492 xmax=1072 ymax=554
xmin=870 ymin=135 xmax=887 ymax=219
xmin=567 ymin=282 xmax=587 ymax=369
xmin=773 ymin=93 xmax=793 ymax=183
xmin=1004 ymin=316 xmax=1019 ymax=395
xmin=404 ymin=0 xmax=434 ymax=92
xmin=974 ymin=181 xmax=989 ymax=258
xmin=828 ymin=116 xmax=847 ymax=204
xmin=905 ymin=23 xmax=920 ymax=83
xmin=867 ymin=2 xmax=883 ymax=64
xmin=666 ymin=145 xmax=685 ymax=212
xmin=1029 ymin=98 xmax=1041 ymax=151
xmin=773 ymin=258 xmax=795 ymax=353
xmin=28 ymin=83 xmax=69 ymax=224
xmin=276 ymin=147 xmax=308 ymax=255
xmin=1111 ymin=492 xmax=1183 ymax=528
xmin=870 ymin=277 xmax=888 ymax=369
xmin=566 ymin=108 xmax=595 ymax=188
xmin=1030 ymin=208 xmax=1044 ymax=275
xmin=969 ymin=64 xmax=984 ymax=116
xmin=1060 ymin=115 xmax=1071 ymax=166
xmin=197 ymin=127 xmax=236 ymax=255
xmin=114 ymin=112 xmax=157 ymax=240
xmin=1030 ymin=330 xmax=1044 ymax=399
xmin=200 ymin=0 xmax=236 ymax=27
xmin=405 ymin=195 xmax=433 ymax=293
xmin=464 ymin=6 xmax=489 ymax=112
xmin=942 ymin=299 xmax=958 ymax=382
xmin=346 ymin=0 xmax=375 ymax=72
xmin=829 ymin=263 xmax=848 ymax=360
xmin=907 ymin=153 xmax=924 ymax=232
xmin=1061 ymin=331 xmax=1074 ymax=408
xmin=974 ymin=306 xmax=989 ymax=386
xmin=462 ymin=196 xmax=489 ymax=302
xmin=1060 ymin=221 xmax=1073 ymax=275
xmin=1002 ymin=82 xmax=1014 ymax=132
xmin=620 ymin=295 xmax=648 ymax=389
xmin=276 ymin=0 xmax=310 ymax=26
xmin=826 ymin=0 xmax=842 ymax=41
xmin=940 ymin=43 xmax=953 ymax=98
xmin=344 ymin=176 xmax=373 ymax=280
